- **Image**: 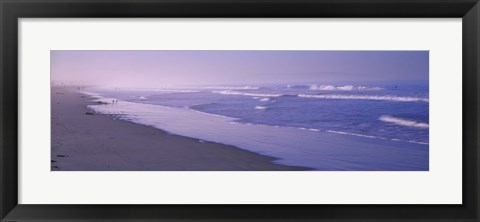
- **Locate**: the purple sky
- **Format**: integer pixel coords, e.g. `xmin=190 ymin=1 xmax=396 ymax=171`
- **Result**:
xmin=51 ymin=51 xmax=428 ymax=87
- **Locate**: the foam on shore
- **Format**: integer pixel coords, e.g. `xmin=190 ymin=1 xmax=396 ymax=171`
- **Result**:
xmin=298 ymin=94 xmax=429 ymax=102
xmin=379 ymin=115 xmax=429 ymax=129
xmin=84 ymin=91 xmax=428 ymax=170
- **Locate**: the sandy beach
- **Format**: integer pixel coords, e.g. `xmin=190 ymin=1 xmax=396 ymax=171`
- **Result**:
xmin=51 ymin=87 xmax=308 ymax=171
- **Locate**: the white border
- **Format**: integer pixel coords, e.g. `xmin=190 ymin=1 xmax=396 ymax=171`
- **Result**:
xmin=19 ymin=18 xmax=462 ymax=204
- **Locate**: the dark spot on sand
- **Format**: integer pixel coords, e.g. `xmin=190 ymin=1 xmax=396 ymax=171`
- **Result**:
xmin=85 ymin=112 xmax=95 ymax=115
xmin=56 ymin=155 xmax=68 ymax=158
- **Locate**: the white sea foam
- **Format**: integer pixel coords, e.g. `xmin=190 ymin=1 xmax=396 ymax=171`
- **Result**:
xmin=147 ymin=89 xmax=199 ymax=93
xmin=203 ymin=86 xmax=259 ymax=90
xmin=298 ymin=94 xmax=429 ymax=102
xmin=80 ymin=91 xmax=118 ymax=104
xmin=378 ymin=115 xmax=429 ymax=129
xmin=254 ymin=106 xmax=268 ymax=110
xmin=98 ymin=87 xmax=199 ymax=93
xmin=79 ymin=91 xmax=102 ymax=99
xmin=259 ymin=97 xmax=271 ymax=102
xmin=83 ymin=91 xmax=429 ymax=170
xmin=326 ymin=130 xmax=428 ymax=145
xmin=326 ymin=130 xmax=382 ymax=139
xmin=212 ymin=90 xmax=283 ymax=97
xmin=309 ymin=84 xmax=383 ymax=91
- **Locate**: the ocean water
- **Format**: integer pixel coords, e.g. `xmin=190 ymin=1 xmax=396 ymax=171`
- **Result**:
xmin=83 ymin=83 xmax=429 ymax=170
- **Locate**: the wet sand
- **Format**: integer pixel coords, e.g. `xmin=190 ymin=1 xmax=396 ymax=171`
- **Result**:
xmin=51 ymin=87 xmax=308 ymax=171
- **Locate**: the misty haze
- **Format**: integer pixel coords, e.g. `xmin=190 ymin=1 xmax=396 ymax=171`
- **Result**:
xmin=51 ymin=50 xmax=429 ymax=171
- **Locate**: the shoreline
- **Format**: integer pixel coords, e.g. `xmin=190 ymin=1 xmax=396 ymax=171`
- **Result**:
xmin=51 ymin=86 xmax=309 ymax=171
xmin=83 ymin=88 xmax=428 ymax=171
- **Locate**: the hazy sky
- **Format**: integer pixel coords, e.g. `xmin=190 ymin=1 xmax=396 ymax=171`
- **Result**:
xmin=51 ymin=50 xmax=428 ymax=87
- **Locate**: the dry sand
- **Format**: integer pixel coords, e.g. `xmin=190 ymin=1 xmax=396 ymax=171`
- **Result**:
xmin=51 ymin=87 xmax=308 ymax=171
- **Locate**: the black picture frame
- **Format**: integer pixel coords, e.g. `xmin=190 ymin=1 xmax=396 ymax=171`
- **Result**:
xmin=1 ymin=0 xmax=479 ymax=221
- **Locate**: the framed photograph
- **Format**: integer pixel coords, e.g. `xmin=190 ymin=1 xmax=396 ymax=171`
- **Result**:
xmin=1 ymin=0 xmax=479 ymax=221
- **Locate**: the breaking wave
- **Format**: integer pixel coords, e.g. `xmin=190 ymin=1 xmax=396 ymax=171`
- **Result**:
xmin=297 ymin=94 xmax=429 ymax=102
xmin=254 ymin=106 xmax=268 ymax=110
xmin=326 ymin=130 xmax=428 ymax=145
xmin=211 ymin=90 xmax=283 ymax=97
xmin=259 ymin=97 xmax=272 ymax=102
xmin=203 ymin=86 xmax=259 ymax=90
xmin=309 ymin=84 xmax=383 ymax=91
xmin=378 ymin=115 xmax=429 ymax=129
xmin=151 ymin=89 xmax=199 ymax=93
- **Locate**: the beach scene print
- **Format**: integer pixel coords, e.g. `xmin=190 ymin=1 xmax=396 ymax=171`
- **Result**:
xmin=51 ymin=50 xmax=429 ymax=171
